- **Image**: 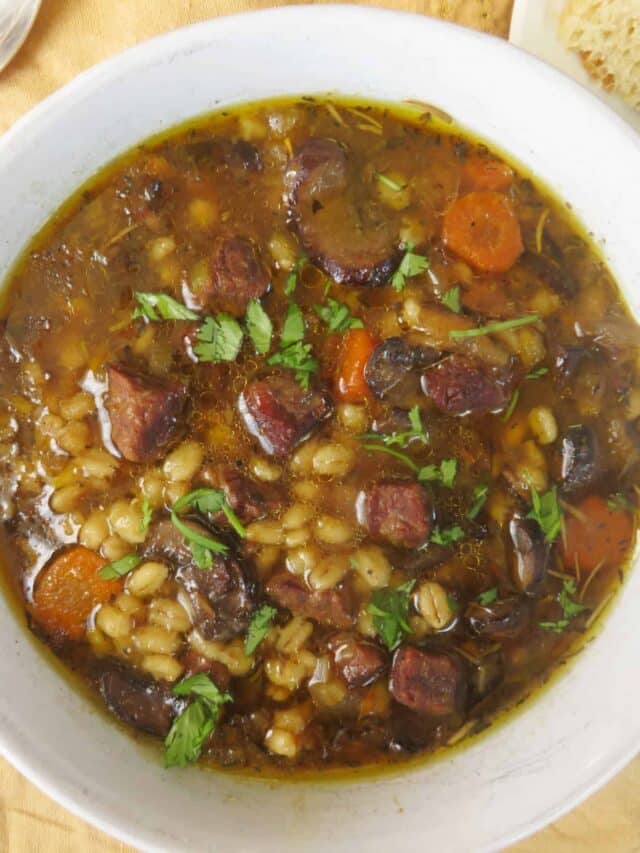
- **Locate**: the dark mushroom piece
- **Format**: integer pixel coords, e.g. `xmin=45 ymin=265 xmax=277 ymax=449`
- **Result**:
xmin=558 ymin=424 xmax=601 ymax=494
xmin=364 ymin=336 xmax=440 ymax=402
xmin=465 ymin=597 xmax=530 ymax=640
xmin=507 ymin=517 xmax=550 ymax=594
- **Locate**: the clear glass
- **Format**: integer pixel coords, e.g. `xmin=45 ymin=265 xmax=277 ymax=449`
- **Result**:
xmin=0 ymin=0 xmax=41 ymax=73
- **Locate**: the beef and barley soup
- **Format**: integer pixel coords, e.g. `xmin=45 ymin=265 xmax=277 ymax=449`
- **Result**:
xmin=1 ymin=97 xmax=639 ymax=773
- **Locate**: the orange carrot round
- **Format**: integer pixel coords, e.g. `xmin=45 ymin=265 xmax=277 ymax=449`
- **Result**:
xmin=562 ymin=495 xmax=634 ymax=574
xmin=335 ymin=328 xmax=378 ymax=403
xmin=462 ymin=155 xmax=514 ymax=192
xmin=31 ymin=546 xmax=123 ymax=642
xmin=443 ymin=191 xmax=524 ymax=273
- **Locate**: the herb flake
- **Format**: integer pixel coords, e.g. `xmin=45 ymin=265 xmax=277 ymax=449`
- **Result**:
xmin=314 ymin=297 xmax=364 ymax=333
xmin=441 ymin=286 xmax=461 ymax=314
xmin=449 ymin=314 xmax=539 ymax=340
xmin=194 ymin=314 xmax=244 ymax=363
xmin=431 ymin=525 xmax=465 ymax=546
xmin=527 ymin=486 xmax=563 ymax=543
xmin=99 ymin=553 xmax=141 ymax=580
xmin=165 ymin=675 xmax=232 ymax=768
xmin=390 ymin=242 xmax=429 ymax=292
xmin=368 ymin=581 xmax=415 ymax=651
xmin=244 ymin=604 xmax=278 ymax=655
xmin=467 ymin=484 xmax=489 ymax=520
xmin=132 ymin=292 xmax=199 ymax=322
xmin=245 ymin=299 xmax=273 ymax=355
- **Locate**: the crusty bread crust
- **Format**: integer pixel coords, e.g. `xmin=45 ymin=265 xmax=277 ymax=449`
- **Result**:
xmin=558 ymin=0 xmax=640 ymax=109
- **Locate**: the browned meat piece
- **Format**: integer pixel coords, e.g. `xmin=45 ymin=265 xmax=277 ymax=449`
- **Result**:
xmin=286 ymin=138 xmax=400 ymax=286
xmin=179 ymin=554 xmax=256 ymax=642
xmin=390 ymin=646 xmax=467 ymax=716
xmin=180 ymin=650 xmax=231 ymax=690
xmin=422 ymin=355 xmax=513 ymax=416
xmin=105 ymin=364 xmax=187 ymax=463
xmin=465 ymin=597 xmax=530 ymax=640
xmin=327 ymin=633 xmax=387 ymax=687
xmin=365 ymin=336 xmax=440 ymax=402
xmin=507 ymin=517 xmax=550 ymax=594
xmin=266 ymin=573 xmax=354 ymax=629
xmin=199 ymin=463 xmax=268 ymax=524
xmin=192 ymin=237 xmax=269 ymax=317
xmin=558 ymin=424 xmax=601 ymax=494
xmin=239 ymin=375 xmax=333 ymax=457
xmin=96 ymin=661 xmax=183 ymax=736
xmin=358 ymin=481 xmax=432 ymax=548
xmin=143 ymin=518 xmax=256 ymax=640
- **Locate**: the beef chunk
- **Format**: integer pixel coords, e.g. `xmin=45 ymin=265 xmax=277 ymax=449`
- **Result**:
xmin=239 ymin=375 xmax=333 ymax=457
xmin=106 ymin=364 xmax=187 ymax=463
xmin=286 ymin=138 xmax=400 ymax=286
xmin=199 ymin=463 xmax=268 ymax=524
xmin=266 ymin=573 xmax=354 ymax=629
xmin=178 ymin=553 xmax=256 ymax=641
xmin=193 ymin=237 xmax=269 ymax=316
xmin=327 ymin=633 xmax=387 ymax=687
xmin=422 ymin=355 xmax=513 ymax=416
xmin=96 ymin=661 xmax=183 ymax=736
xmin=390 ymin=646 xmax=467 ymax=715
xmin=143 ymin=518 xmax=255 ymax=640
xmin=358 ymin=481 xmax=432 ymax=548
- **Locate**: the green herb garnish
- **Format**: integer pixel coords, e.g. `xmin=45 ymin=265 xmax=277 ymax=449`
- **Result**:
xmin=267 ymin=304 xmax=318 ymax=389
xmin=526 ymin=367 xmax=548 ymax=380
xmin=194 ymin=313 xmax=244 ymax=363
xmin=165 ymin=675 xmax=232 ymax=768
xmin=418 ymin=458 xmax=457 ymax=488
xmin=244 ymin=604 xmax=278 ymax=655
xmin=245 ymin=299 xmax=273 ymax=355
xmin=390 ymin=242 xmax=429 ymax=292
xmin=358 ymin=405 xmax=428 ymax=449
xmin=284 ymin=256 xmax=307 ymax=297
xmin=99 ymin=553 xmax=141 ymax=580
xmin=442 ymin=286 xmax=461 ymax=314
xmin=314 ymin=297 xmax=364 ymax=333
xmin=132 ymin=292 xmax=199 ymax=322
xmin=431 ymin=525 xmax=465 ymax=546
xmin=477 ymin=587 xmax=498 ymax=605
xmin=173 ymin=488 xmax=246 ymax=538
xmin=527 ymin=486 xmax=563 ymax=543
xmin=368 ymin=580 xmax=415 ymax=651
xmin=607 ymin=493 xmax=633 ymax=512
xmin=449 ymin=314 xmax=539 ymax=340
xmin=376 ymin=173 xmax=406 ymax=192
xmin=139 ymin=497 xmax=153 ymax=534
xmin=360 ymin=443 xmax=419 ymax=471
xmin=539 ymin=579 xmax=588 ymax=633
xmin=447 ymin=594 xmax=462 ymax=614
xmin=467 ymin=484 xmax=489 ymax=520
xmin=501 ymin=389 xmax=520 ymax=422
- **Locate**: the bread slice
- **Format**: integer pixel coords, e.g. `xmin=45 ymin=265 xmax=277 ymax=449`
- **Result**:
xmin=558 ymin=0 xmax=640 ymax=110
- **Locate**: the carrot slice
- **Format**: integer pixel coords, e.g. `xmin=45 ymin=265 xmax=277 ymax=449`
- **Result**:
xmin=562 ymin=495 xmax=634 ymax=574
xmin=442 ymin=191 xmax=524 ymax=273
xmin=335 ymin=328 xmax=379 ymax=403
xmin=31 ymin=546 xmax=123 ymax=642
xmin=461 ymin=155 xmax=514 ymax=192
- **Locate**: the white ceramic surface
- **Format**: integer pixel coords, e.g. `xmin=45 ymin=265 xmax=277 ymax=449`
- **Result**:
xmin=0 ymin=7 xmax=639 ymax=852
xmin=509 ymin=0 xmax=640 ymax=133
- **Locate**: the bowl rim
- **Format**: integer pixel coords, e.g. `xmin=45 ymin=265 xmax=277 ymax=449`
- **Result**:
xmin=1 ymin=6 xmax=639 ymax=851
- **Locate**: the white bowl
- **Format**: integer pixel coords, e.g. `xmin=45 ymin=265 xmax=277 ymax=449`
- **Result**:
xmin=0 ymin=6 xmax=639 ymax=852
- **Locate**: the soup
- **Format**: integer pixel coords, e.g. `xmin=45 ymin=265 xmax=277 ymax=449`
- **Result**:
xmin=0 ymin=96 xmax=638 ymax=773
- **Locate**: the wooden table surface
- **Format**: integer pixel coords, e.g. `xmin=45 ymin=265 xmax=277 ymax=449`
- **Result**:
xmin=1 ymin=1 xmax=638 ymax=850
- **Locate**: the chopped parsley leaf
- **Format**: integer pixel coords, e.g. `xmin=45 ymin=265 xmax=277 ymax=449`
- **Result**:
xmin=245 ymin=299 xmax=273 ymax=355
xmin=244 ymin=604 xmax=278 ymax=655
xmin=284 ymin=256 xmax=307 ymax=297
xmin=501 ymin=388 xmax=520 ymax=422
xmin=539 ymin=579 xmax=588 ymax=633
xmin=314 ymin=297 xmax=364 ymax=333
xmin=194 ymin=313 xmax=244 ymax=363
xmin=99 ymin=553 xmax=141 ymax=580
xmin=418 ymin=457 xmax=457 ymax=488
xmin=139 ymin=497 xmax=153 ymax=534
xmin=441 ymin=286 xmax=461 ymax=314
xmin=449 ymin=314 xmax=539 ymax=340
xmin=527 ymin=486 xmax=563 ymax=543
xmin=132 ymin=291 xmax=199 ymax=322
xmin=390 ymin=242 xmax=429 ymax=292
xmin=368 ymin=580 xmax=415 ymax=651
xmin=165 ymin=675 xmax=232 ymax=768
xmin=526 ymin=367 xmax=548 ymax=380
xmin=467 ymin=484 xmax=489 ymax=520
xmin=431 ymin=525 xmax=464 ymax=546
xmin=477 ymin=587 xmax=498 ymax=605
xmin=376 ymin=172 xmax=406 ymax=192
